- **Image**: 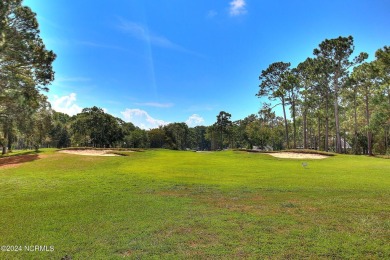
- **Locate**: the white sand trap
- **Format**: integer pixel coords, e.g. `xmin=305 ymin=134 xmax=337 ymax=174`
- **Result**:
xmin=58 ymin=150 xmax=120 ymax=156
xmin=265 ymin=152 xmax=328 ymax=159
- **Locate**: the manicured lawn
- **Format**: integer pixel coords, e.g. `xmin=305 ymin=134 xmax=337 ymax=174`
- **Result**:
xmin=0 ymin=149 xmax=389 ymax=259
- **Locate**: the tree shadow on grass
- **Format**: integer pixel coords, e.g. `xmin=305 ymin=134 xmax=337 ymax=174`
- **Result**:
xmin=0 ymin=154 xmax=40 ymax=169
xmin=3 ymin=150 xmax=43 ymax=157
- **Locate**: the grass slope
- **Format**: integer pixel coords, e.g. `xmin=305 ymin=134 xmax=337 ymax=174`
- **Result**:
xmin=0 ymin=149 xmax=389 ymax=259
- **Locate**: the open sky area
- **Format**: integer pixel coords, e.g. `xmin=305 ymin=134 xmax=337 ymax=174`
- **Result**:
xmin=24 ymin=0 xmax=390 ymax=129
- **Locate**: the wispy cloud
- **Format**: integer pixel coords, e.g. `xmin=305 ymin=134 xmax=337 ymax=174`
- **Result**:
xmin=121 ymin=108 xmax=169 ymax=129
xmin=76 ymin=41 xmax=128 ymax=52
xmin=229 ymin=0 xmax=247 ymax=16
xmin=55 ymin=76 xmax=91 ymax=83
xmin=118 ymin=19 xmax=199 ymax=55
xmin=105 ymin=100 xmax=123 ymax=105
xmin=134 ymin=102 xmax=174 ymax=108
xmin=186 ymin=104 xmax=217 ymax=112
xmin=42 ymin=37 xmax=71 ymax=48
xmin=37 ymin=15 xmax=65 ymax=31
xmin=186 ymin=114 xmax=205 ymax=127
xmin=207 ymin=10 xmax=218 ymax=18
xmin=50 ymin=93 xmax=82 ymax=116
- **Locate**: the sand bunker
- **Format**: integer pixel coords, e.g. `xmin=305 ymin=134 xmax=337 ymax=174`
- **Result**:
xmin=265 ymin=152 xmax=328 ymax=159
xmin=58 ymin=150 xmax=120 ymax=156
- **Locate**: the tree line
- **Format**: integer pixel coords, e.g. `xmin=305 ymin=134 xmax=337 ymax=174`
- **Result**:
xmin=29 ymin=108 xmax=286 ymax=152
xmin=257 ymin=36 xmax=389 ymax=155
xmin=0 ymin=0 xmax=55 ymax=154
xmin=45 ymin=37 xmax=390 ymax=154
xmin=1 ymin=1 xmax=389 ymax=154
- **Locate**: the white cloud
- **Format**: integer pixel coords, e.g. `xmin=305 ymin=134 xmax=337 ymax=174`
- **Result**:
xmin=229 ymin=0 xmax=247 ymax=16
xmin=134 ymin=102 xmax=174 ymax=108
xmin=121 ymin=108 xmax=169 ymax=129
xmin=186 ymin=114 xmax=205 ymax=127
xmin=118 ymin=19 xmax=204 ymax=57
xmin=119 ymin=20 xmax=186 ymax=52
xmin=50 ymin=93 xmax=82 ymax=116
xmin=207 ymin=10 xmax=218 ymax=18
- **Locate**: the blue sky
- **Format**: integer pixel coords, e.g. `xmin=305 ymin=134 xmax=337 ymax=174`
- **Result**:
xmin=24 ymin=0 xmax=390 ymax=129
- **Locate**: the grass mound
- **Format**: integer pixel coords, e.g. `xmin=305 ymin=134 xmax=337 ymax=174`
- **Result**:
xmin=60 ymin=147 xmax=144 ymax=152
xmin=375 ymin=154 xmax=390 ymax=159
xmin=283 ymin=149 xmax=336 ymax=156
xmin=238 ymin=148 xmax=336 ymax=156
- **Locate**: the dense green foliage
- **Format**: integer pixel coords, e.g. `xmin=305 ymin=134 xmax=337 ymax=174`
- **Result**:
xmin=45 ymin=109 xmax=285 ymax=151
xmin=18 ymin=38 xmax=390 ymax=155
xmin=258 ymin=37 xmax=389 ymax=155
xmin=0 ymin=0 xmax=55 ymax=154
xmin=0 ymin=149 xmax=389 ymax=259
xmin=70 ymin=107 xmax=124 ymax=148
xmin=0 ymin=2 xmax=388 ymax=155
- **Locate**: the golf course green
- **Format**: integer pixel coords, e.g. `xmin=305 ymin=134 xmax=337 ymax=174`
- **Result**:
xmin=0 ymin=149 xmax=389 ymax=259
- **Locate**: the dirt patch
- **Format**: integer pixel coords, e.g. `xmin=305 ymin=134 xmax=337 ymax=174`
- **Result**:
xmin=0 ymin=154 xmax=43 ymax=169
xmin=58 ymin=150 xmax=120 ymax=156
xmin=265 ymin=152 xmax=328 ymax=159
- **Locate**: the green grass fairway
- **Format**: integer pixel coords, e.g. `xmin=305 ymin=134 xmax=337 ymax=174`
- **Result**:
xmin=0 ymin=149 xmax=389 ymax=259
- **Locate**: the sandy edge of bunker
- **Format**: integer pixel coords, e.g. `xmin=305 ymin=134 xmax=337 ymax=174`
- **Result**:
xmin=265 ymin=152 xmax=329 ymax=159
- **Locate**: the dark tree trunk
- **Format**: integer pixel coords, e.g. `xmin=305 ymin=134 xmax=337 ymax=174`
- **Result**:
xmin=318 ymin=117 xmax=321 ymax=150
xmin=2 ymin=131 xmax=8 ymax=155
xmin=343 ymin=133 xmax=347 ymax=154
xmin=220 ymin=127 xmax=223 ymax=150
xmin=281 ymin=97 xmax=289 ymax=149
xmin=365 ymin=90 xmax=373 ymax=155
xmin=333 ymin=74 xmax=342 ymax=153
xmin=353 ymin=90 xmax=359 ymax=154
xmin=292 ymin=99 xmax=297 ymax=149
xmin=325 ymin=95 xmax=329 ymax=152
xmin=7 ymin=130 xmax=12 ymax=152
xmin=385 ymin=125 xmax=389 ymax=153
xmin=303 ymin=109 xmax=307 ymax=149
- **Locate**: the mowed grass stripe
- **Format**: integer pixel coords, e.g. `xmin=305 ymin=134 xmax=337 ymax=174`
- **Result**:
xmin=0 ymin=149 xmax=389 ymax=259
